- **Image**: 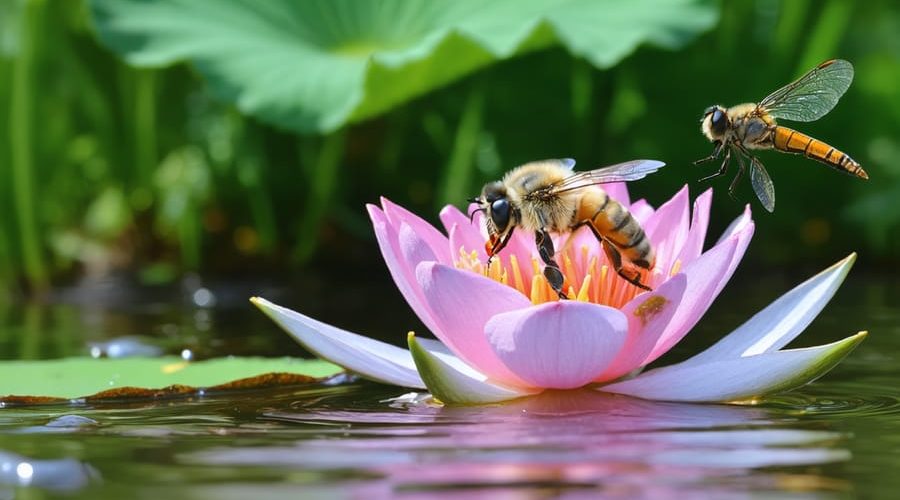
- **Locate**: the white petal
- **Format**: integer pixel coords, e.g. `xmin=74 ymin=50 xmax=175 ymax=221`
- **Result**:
xmin=408 ymin=333 xmax=539 ymax=405
xmin=601 ymin=332 xmax=866 ymax=402
xmin=251 ymin=297 xmax=425 ymax=388
xmin=688 ymin=254 xmax=856 ymax=364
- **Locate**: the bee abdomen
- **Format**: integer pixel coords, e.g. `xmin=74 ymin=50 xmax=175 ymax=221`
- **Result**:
xmin=578 ymin=191 xmax=655 ymax=269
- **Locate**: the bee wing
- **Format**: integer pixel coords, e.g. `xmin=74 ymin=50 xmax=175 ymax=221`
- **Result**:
xmin=550 ymin=159 xmax=665 ymax=194
xmin=749 ymin=156 xmax=776 ymax=212
xmin=758 ymin=59 xmax=854 ymax=122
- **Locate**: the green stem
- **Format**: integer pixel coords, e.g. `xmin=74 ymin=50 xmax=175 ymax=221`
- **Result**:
xmin=133 ymin=69 xmax=157 ymax=189
xmin=771 ymin=0 xmax=810 ymax=63
xmin=437 ymin=84 xmax=485 ymax=207
xmin=9 ymin=0 xmax=48 ymax=290
xmin=180 ymin=201 xmax=202 ymax=271
xmin=292 ymin=130 xmax=346 ymax=264
xmin=246 ymin=161 xmax=277 ymax=253
xmin=571 ymin=58 xmax=594 ymax=157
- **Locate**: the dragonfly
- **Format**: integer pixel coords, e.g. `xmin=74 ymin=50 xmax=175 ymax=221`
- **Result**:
xmin=695 ymin=59 xmax=867 ymax=212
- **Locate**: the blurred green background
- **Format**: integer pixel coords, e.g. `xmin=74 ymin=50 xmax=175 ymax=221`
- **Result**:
xmin=1 ymin=0 xmax=898 ymax=298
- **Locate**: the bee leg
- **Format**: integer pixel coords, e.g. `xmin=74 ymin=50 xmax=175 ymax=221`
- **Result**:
xmin=601 ymin=240 xmax=652 ymax=292
xmin=698 ymin=147 xmax=732 ymax=183
xmin=694 ymin=141 xmax=724 ymax=165
xmin=535 ymin=230 xmax=567 ymax=300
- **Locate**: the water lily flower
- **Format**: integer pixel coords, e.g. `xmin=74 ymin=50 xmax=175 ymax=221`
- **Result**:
xmin=252 ymin=185 xmax=865 ymax=404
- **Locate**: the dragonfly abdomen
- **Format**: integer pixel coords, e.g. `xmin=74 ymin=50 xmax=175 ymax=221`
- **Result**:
xmin=772 ymin=126 xmax=868 ymax=179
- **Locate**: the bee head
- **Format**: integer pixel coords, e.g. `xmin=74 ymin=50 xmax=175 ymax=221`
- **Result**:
xmin=473 ymin=181 xmax=514 ymax=243
xmin=701 ymin=105 xmax=729 ymax=141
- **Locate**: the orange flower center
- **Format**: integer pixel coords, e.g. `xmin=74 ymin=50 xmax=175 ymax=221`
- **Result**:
xmin=455 ymin=241 xmax=679 ymax=309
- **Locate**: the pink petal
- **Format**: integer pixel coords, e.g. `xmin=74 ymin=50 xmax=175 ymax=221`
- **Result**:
xmin=629 ymin=199 xmax=655 ymax=224
xmin=501 ymin=227 xmax=541 ymax=264
xmin=675 ymin=188 xmax=713 ymax=266
xmin=595 ymin=273 xmax=688 ymax=382
xmin=381 ymin=197 xmax=452 ymax=265
xmin=441 ymin=203 xmax=538 ymax=273
xmin=717 ymin=204 xmax=753 ymax=244
xmin=416 ymin=261 xmax=533 ymax=387
xmin=642 ymin=185 xmax=690 ymax=279
xmin=642 ymin=212 xmax=755 ymax=364
xmin=449 ymin=223 xmax=487 ymax=263
xmin=439 ymin=204 xmax=481 ymax=239
xmin=367 ymin=205 xmax=441 ymax=337
xmin=485 ymin=301 xmax=628 ymax=389
xmin=408 ymin=333 xmax=540 ymax=404
xmin=602 ymin=181 xmax=631 ymax=208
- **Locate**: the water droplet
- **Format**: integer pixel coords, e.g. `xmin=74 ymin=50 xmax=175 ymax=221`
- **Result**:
xmin=192 ymin=288 xmax=216 ymax=308
xmin=17 ymin=462 xmax=34 ymax=483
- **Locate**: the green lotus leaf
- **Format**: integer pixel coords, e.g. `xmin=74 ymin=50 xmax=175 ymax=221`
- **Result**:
xmin=0 ymin=357 xmax=341 ymax=403
xmin=88 ymin=0 xmax=717 ymax=133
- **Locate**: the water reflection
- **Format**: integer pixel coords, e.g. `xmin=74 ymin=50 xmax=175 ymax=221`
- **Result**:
xmin=0 ymin=273 xmax=898 ymax=497
xmin=0 ymin=450 xmax=99 ymax=492
xmin=183 ymin=387 xmax=850 ymax=497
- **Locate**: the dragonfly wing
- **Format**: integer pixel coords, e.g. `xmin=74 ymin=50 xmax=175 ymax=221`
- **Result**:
xmin=749 ymin=156 xmax=776 ymax=212
xmin=759 ymin=59 xmax=853 ymax=122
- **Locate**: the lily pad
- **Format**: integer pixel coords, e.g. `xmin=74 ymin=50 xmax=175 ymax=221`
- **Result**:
xmin=88 ymin=0 xmax=717 ymax=133
xmin=0 ymin=357 xmax=341 ymax=404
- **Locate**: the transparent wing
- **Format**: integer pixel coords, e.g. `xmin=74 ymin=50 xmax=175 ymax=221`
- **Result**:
xmin=749 ymin=156 xmax=776 ymax=212
xmin=758 ymin=59 xmax=854 ymax=122
xmin=550 ymin=159 xmax=665 ymax=194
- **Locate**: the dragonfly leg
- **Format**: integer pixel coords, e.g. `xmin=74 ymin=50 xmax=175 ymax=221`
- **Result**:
xmin=728 ymin=152 xmax=748 ymax=200
xmin=694 ymin=141 xmax=724 ymax=165
xmin=699 ymin=147 xmax=731 ymax=183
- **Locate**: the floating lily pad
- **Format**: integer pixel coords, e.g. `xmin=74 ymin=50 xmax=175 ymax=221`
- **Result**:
xmin=88 ymin=0 xmax=717 ymax=133
xmin=0 ymin=357 xmax=342 ymax=404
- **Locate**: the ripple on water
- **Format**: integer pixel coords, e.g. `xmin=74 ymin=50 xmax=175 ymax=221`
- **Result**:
xmin=760 ymin=381 xmax=900 ymax=418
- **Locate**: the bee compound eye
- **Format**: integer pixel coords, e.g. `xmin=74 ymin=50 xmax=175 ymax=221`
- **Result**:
xmin=490 ymin=199 xmax=510 ymax=231
xmin=710 ymin=108 xmax=728 ymax=135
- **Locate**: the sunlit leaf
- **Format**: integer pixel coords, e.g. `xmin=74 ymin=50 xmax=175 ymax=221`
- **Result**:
xmin=0 ymin=357 xmax=341 ymax=403
xmin=88 ymin=0 xmax=717 ymax=133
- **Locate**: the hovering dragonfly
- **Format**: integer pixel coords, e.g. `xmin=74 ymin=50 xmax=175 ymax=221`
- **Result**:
xmin=696 ymin=59 xmax=868 ymax=212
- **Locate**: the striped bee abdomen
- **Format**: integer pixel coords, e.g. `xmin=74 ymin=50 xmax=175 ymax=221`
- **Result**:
xmin=576 ymin=190 xmax=655 ymax=270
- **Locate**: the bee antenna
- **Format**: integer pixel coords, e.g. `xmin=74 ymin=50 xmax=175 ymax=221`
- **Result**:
xmin=468 ymin=207 xmax=486 ymax=224
xmin=467 ymin=197 xmax=480 ymax=203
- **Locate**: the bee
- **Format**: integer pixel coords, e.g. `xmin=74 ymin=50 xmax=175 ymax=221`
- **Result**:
xmin=470 ymin=158 xmax=665 ymax=298
xmin=697 ymin=59 xmax=868 ymax=212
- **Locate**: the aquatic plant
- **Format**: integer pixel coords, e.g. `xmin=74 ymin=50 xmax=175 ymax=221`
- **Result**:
xmin=253 ymin=186 xmax=865 ymax=404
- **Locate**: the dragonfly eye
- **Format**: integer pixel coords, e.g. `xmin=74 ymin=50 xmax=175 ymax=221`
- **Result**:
xmin=490 ymin=198 xmax=511 ymax=232
xmin=710 ymin=108 xmax=728 ymax=135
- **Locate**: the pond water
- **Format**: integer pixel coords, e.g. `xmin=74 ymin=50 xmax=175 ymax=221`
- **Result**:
xmin=0 ymin=268 xmax=898 ymax=499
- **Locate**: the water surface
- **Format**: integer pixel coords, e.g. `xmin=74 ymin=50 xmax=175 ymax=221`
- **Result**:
xmin=0 ymin=270 xmax=898 ymax=498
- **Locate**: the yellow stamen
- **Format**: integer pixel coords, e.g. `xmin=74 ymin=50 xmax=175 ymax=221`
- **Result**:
xmin=530 ymin=274 xmax=543 ymax=305
xmin=510 ymin=254 xmax=524 ymax=293
xmin=454 ymin=237 xmax=649 ymax=309
xmin=576 ymin=273 xmax=592 ymax=302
